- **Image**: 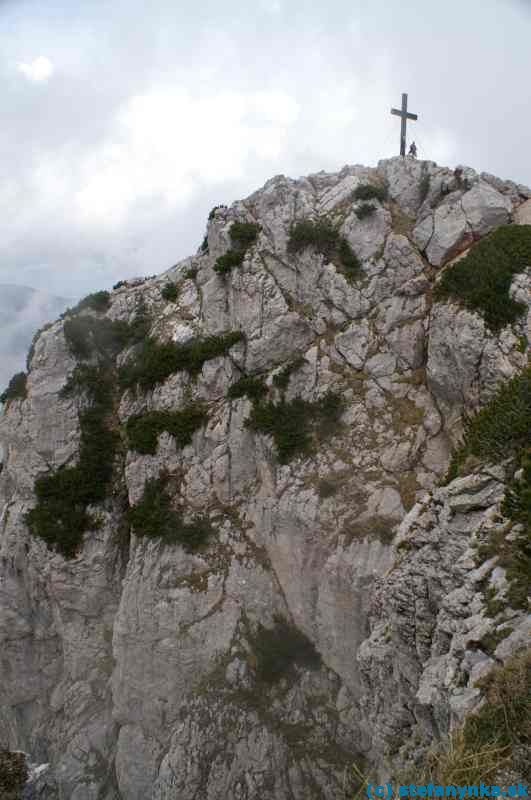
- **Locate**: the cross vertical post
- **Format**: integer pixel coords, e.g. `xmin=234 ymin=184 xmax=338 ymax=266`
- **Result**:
xmin=391 ymin=93 xmax=418 ymax=157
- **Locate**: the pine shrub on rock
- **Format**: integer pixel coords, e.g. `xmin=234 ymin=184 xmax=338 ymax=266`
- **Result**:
xmin=227 ymin=374 xmax=268 ymax=402
xmin=214 ymin=221 xmax=260 ymax=275
xmin=71 ymin=290 xmax=111 ymax=314
xmin=126 ymin=403 xmax=208 ymax=455
xmin=128 ymin=475 xmax=213 ymax=552
xmin=26 ymin=367 xmax=117 ymax=558
xmin=434 ymin=224 xmax=531 ymax=331
xmin=0 ymin=372 xmax=27 ymax=404
xmin=245 ymin=392 xmax=343 ymax=463
xmin=287 ymin=219 xmax=361 ymax=280
xmin=351 ymin=183 xmax=387 ymax=203
xmin=161 ymin=283 xmax=179 ymax=302
xmin=119 ymin=331 xmax=244 ymax=391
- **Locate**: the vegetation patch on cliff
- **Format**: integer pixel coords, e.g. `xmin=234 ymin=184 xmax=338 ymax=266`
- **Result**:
xmin=245 ymin=391 xmax=343 ymax=463
xmin=463 ymin=649 xmax=530 ymax=752
xmin=272 ymin=357 xmax=306 ymax=391
xmin=69 ymin=290 xmax=111 ymax=314
xmin=251 ymin=615 xmax=321 ymax=684
xmin=214 ymin=221 xmax=260 ymax=275
xmin=227 ymin=374 xmax=267 ymax=402
xmin=26 ymin=366 xmax=117 ymax=558
xmin=119 ymin=330 xmax=244 ymax=391
xmin=433 ymin=224 xmax=531 ymax=331
xmin=447 ymin=367 xmax=531 ymax=610
xmin=126 ymin=402 xmax=208 ymax=455
xmin=63 ymin=306 xmax=150 ymax=361
xmin=0 ymin=371 xmax=27 ymax=404
xmin=354 ymin=202 xmax=376 ymax=220
xmin=287 ymin=219 xmax=361 ymax=280
xmin=161 ymin=282 xmax=179 ymax=302
xmin=128 ymin=475 xmax=213 ymax=552
xmin=382 ymin=651 xmax=531 ymax=788
xmin=351 ymin=183 xmax=387 ymax=203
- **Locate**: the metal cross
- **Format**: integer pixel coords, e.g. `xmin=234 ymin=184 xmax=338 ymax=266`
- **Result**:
xmin=391 ymin=93 xmax=418 ymax=157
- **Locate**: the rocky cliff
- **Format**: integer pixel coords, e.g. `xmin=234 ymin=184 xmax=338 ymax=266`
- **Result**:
xmin=0 ymin=156 xmax=529 ymax=799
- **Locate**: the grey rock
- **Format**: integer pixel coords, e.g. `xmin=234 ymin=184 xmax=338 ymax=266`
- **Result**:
xmin=0 ymin=156 xmax=529 ymax=798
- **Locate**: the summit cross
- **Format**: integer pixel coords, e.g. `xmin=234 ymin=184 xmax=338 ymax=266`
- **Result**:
xmin=391 ymin=93 xmax=418 ymax=157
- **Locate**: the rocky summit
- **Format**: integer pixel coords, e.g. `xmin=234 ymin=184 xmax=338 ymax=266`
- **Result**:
xmin=0 ymin=156 xmax=529 ymax=799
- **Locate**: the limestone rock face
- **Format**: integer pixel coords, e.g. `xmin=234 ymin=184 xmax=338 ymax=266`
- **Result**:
xmin=0 ymin=157 xmax=529 ymax=798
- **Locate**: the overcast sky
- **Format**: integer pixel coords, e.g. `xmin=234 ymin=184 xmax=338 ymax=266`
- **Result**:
xmin=1 ymin=0 xmax=530 ymax=298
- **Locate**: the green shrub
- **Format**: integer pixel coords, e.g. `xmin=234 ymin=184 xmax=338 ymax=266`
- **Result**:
xmin=128 ymin=475 xmax=212 ymax=552
xmin=119 ymin=331 xmax=244 ymax=391
xmin=126 ymin=402 xmax=208 ymax=455
xmin=227 ymin=374 xmax=267 ymax=402
xmin=208 ymin=204 xmax=226 ymax=221
xmin=447 ymin=367 xmax=531 ymax=481
xmin=63 ymin=314 xmax=148 ymax=361
xmin=0 ymin=372 xmax=27 ymax=404
xmin=355 ymin=202 xmax=376 ymax=221
xmin=229 ymin=221 xmax=260 ymax=248
xmin=273 ymin=357 xmax=306 ymax=391
xmin=72 ymin=290 xmax=111 ymax=313
xmin=287 ymin=219 xmax=361 ymax=280
xmin=212 ymin=222 xmax=260 ymax=275
xmin=61 ymin=364 xmax=112 ymax=405
xmin=26 ymin=367 xmax=117 ymax=558
xmin=433 ymin=224 xmax=531 ymax=331
xmin=251 ymin=615 xmax=321 ymax=684
xmin=214 ymin=250 xmax=244 ymax=274
xmin=200 ymin=234 xmax=209 ymax=253
xmin=245 ymin=392 xmax=343 ymax=463
xmin=287 ymin=219 xmax=339 ymax=258
xmin=352 ymin=184 xmax=387 ymax=203
xmin=161 ymin=283 xmax=179 ymax=302
xmin=185 ymin=266 xmax=198 ymax=280
xmin=337 ymin=237 xmax=361 ymax=278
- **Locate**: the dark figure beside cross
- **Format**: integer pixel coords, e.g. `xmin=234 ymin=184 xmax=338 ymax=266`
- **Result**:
xmin=391 ymin=93 xmax=418 ymax=157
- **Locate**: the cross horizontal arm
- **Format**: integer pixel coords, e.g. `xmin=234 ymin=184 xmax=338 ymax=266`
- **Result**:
xmin=391 ymin=108 xmax=418 ymax=121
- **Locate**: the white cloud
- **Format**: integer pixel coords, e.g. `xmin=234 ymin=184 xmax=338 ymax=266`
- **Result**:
xmin=74 ymin=87 xmax=300 ymax=226
xmin=17 ymin=56 xmax=54 ymax=82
